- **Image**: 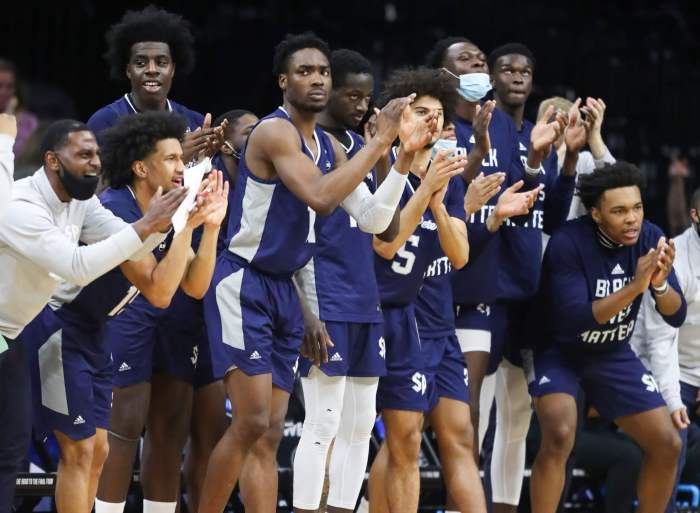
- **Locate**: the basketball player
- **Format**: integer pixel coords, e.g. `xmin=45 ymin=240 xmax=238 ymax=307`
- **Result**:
xmin=198 ymin=32 xmax=433 ymax=513
xmin=528 ymin=163 xmax=686 ymax=513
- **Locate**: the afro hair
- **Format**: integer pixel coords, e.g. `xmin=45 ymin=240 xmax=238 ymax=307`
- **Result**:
xmin=104 ymin=5 xmax=196 ymax=80
xmin=100 ymin=111 xmax=187 ymax=189
xmin=271 ymin=31 xmax=331 ymax=77
xmin=377 ymin=66 xmax=457 ymax=124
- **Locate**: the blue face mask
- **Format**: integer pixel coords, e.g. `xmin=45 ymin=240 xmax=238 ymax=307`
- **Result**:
xmin=430 ymin=138 xmax=458 ymax=159
xmin=443 ymin=68 xmax=492 ymax=102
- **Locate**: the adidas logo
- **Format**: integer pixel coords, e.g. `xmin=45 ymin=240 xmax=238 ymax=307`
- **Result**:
xmin=329 ymin=353 xmax=343 ymax=362
xmin=249 ymin=350 xmax=262 ymax=360
xmin=538 ymin=376 xmax=551 ymax=385
xmin=73 ymin=415 xmax=86 ymax=425
xmin=118 ymin=362 xmax=131 ymax=372
xmin=519 ymin=142 xmax=528 ymax=151
xmin=611 ymin=263 xmax=625 ymax=275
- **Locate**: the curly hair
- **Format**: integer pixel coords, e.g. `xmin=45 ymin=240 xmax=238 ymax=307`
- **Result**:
xmin=104 ymin=5 xmax=196 ymax=80
xmin=331 ymin=49 xmax=373 ymax=89
xmin=487 ymin=42 xmax=536 ymax=72
xmin=377 ymin=67 xmax=457 ymax=123
xmin=100 ymin=111 xmax=187 ymax=189
xmin=271 ymin=31 xmax=331 ymax=77
xmin=425 ymin=36 xmax=473 ymax=68
xmin=577 ymin=162 xmax=646 ymax=211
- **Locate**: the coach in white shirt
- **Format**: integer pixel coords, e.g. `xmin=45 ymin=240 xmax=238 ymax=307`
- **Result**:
xmin=631 ymin=188 xmax=700 ymax=512
xmin=0 ymin=119 xmax=185 ymax=513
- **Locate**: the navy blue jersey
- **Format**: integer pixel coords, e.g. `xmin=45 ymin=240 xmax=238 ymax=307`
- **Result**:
xmin=497 ymin=119 xmax=574 ymax=300
xmin=539 ymin=216 xmax=686 ymax=354
xmin=307 ymin=130 xmax=382 ymax=322
xmin=451 ymin=108 xmax=522 ymax=305
xmin=223 ymin=107 xmax=335 ymax=277
xmin=414 ymin=250 xmax=456 ymax=338
xmin=87 ymin=94 xmax=203 ymax=140
xmin=54 ymin=187 xmax=170 ymax=324
xmin=375 ymin=173 xmax=465 ymax=307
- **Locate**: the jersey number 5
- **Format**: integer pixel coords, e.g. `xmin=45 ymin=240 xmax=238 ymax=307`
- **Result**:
xmin=391 ymin=235 xmax=420 ymax=275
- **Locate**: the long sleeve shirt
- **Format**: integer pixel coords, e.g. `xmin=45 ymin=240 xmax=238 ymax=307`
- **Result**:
xmin=0 ymin=135 xmax=14 ymax=219
xmin=0 ymin=168 xmax=146 ymax=339
xmin=631 ymin=226 xmax=700 ymax=412
xmin=539 ymin=216 xmax=686 ymax=354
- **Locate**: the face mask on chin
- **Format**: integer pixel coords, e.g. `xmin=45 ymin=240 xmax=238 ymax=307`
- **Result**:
xmin=55 ymin=156 xmax=99 ymax=200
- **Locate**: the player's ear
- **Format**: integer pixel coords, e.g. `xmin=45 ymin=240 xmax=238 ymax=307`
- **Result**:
xmin=278 ymin=73 xmax=287 ymax=92
xmin=691 ymin=208 xmax=699 ymax=225
xmin=44 ymin=151 xmax=59 ymax=172
xmin=132 ymin=160 xmax=148 ymax=179
xmin=590 ymin=206 xmax=602 ymax=224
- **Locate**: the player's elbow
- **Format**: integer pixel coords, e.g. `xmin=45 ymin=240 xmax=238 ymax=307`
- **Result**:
xmin=143 ymin=291 xmax=172 ymax=309
xmin=310 ymin=201 xmax=335 ymax=216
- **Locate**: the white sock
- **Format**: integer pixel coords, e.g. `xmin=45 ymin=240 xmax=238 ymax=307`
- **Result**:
xmin=445 ymin=510 xmax=460 ymax=513
xmin=143 ymin=499 xmax=177 ymax=513
xmin=356 ymin=496 xmax=370 ymax=513
xmin=94 ymin=498 xmax=126 ymax=513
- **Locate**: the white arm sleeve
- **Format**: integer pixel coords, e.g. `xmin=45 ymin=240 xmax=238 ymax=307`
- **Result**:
xmin=80 ymin=196 xmax=168 ymax=262
xmin=0 ymin=135 xmax=15 ymax=219
xmin=0 ymin=201 xmax=143 ymax=287
xmin=340 ymin=168 xmax=406 ymax=234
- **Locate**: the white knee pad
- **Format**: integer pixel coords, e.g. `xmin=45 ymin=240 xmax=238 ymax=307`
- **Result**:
xmin=327 ymin=377 xmax=378 ymax=510
xmin=478 ymin=373 xmax=496 ymax=452
xmin=293 ymin=370 xmax=346 ymax=509
xmin=456 ymin=329 xmax=491 ymax=353
xmin=491 ymin=360 xmax=532 ymax=505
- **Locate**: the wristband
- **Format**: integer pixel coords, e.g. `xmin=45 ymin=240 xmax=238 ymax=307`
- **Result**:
xmin=524 ymin=162 xmax=541 ymax=178
xmin=652 ymin=281 xmax=669 ymax=296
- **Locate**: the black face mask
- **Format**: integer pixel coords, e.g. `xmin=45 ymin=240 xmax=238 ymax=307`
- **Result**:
xmin=55 ymin=156 xmax=99 ymax=200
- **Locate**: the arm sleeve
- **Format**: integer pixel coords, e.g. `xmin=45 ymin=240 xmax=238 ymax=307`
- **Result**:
xmin=0 ymin=135 xmax=14 ymax=219
xmin=546 ymin=233 xmax=603 ymax=336
xmin=636 ymin=291 xmax=684 ymax=412
xmin=340 ymin=167 xmax=407 ymax=234
xmin=0 ymin=200 xmax=143 ymax=286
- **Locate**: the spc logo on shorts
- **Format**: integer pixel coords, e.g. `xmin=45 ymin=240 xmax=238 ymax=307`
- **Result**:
xmin=378 ymin=337 xmax=386 ymax=359
xmin=411 ymin=372 xmax=427 ymax=395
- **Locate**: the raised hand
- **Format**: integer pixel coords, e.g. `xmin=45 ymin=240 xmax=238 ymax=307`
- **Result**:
xmin=565 ymin=99 xmax=596 ymax=153
xmin=182 ymin=113 xmax=228 ymax=163
xmin=650 ymin=237 xmax=675 ymax=288
xmin=472 ymin=100 xmax=495 ymax=156
xmin=464 ymin=172 xmax=505 ymax=216
xmin=668 ymin=158 xmax=690 ymax=178
xmin=494 ymin=180 xmax=542 ymax=219
xmin=422 ymin=151 xmax=467 ymax=194
xmin=529 ymin=104 xmax=567 ymax=164
xmin=0 ymin=114 xmax=17 ymax=138
xmin=633 ymin=247 xmax=660 ymax=293
xmin=586 ymin=97 xmax=606 ymax=143
xmin=142 ymin=186 xmax=188 ymax=233
xmin=186 ymin=170 xmax=229 ymax=229
xmin=398 ymin=107 xmax=438 ymax=153
xmin=374 ymin=94 xmax=417 ymax=146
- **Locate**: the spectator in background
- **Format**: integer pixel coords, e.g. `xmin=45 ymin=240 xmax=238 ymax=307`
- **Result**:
xmin=667 ymin=157 xmax=692 ymax=236
xmin=537 ymin=96 xmax=615 ymax=221
xmin=0 ymin=59 xmax=38 ymax=155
